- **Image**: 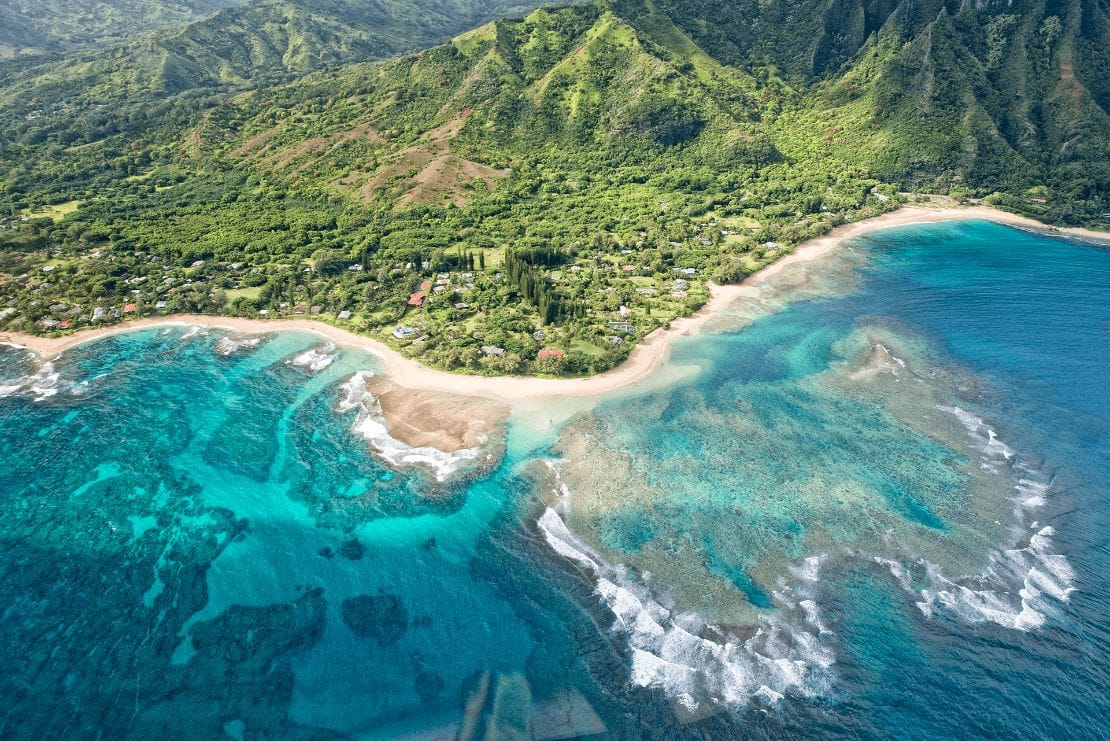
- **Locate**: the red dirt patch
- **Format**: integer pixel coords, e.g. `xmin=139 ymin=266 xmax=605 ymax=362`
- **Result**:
xmin=256 ymin=124 xmax=381 ymax=170
xmin=395 ymin=155 xmax=508 ymax=208
xmin=229 ymin=128 xmax=279 ymax=158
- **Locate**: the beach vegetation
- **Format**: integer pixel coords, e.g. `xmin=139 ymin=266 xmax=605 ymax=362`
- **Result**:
xmin=0 ymin=0 xmax=1105 ymax=375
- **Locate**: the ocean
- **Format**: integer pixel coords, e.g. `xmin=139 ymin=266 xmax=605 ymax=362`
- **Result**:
xmin=0 ymin=220 xmax=1106 ymax=738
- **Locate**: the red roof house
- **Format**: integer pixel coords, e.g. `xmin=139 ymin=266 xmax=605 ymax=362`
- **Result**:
xmin=407 ymin=291 xmax=426 ymax=307
xmin=538 ymin=349 xmax=565 ymax=359
xmin=122 ymin=303 xmax=138 ymax=314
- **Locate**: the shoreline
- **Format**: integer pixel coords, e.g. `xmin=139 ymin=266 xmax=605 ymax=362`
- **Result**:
xmin=2 ymin=204 xmax=1107 ymax=402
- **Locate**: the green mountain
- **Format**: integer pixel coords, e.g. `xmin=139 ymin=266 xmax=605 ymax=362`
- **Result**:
xmin=0 ymin=0 xmax=556 ymax=183
xmin=620 ymin=0 xmax=1110 ymax=218
xmin=0 ymin=0 xmax=1106 ymax=375
xmin=0 ymin=0 xmax=243 ymax=57
xmin=1 ymin=0 xmax=553 ymax=105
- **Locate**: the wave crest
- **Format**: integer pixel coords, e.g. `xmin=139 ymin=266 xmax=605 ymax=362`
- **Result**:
xmin=537 ymin=463 xmax=835 ymax=714
xmin=337 ymin=372 xmax=483 ymax=482
xmin=287 ymin=343 xmax=338 ymax=373
xmin=869 ymin=406 xmax=1074 ymax=632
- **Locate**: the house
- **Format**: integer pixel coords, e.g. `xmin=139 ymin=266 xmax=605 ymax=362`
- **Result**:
xmin=155 ymin=301 xmax=168 ymax=309
xmin=606 ymin=335 xmax=625 ymax=346
xmin=636 ymin=288 xmax=657 ymax=296
xmin=538 ymin=349 xmax=564 ymax=359
xmin=481 ymin=345 xmax=505 ymax=357
xmin=608 ymin=321 xmax=634 ymax=333
xmin=337 ymin=310 xmax=352 ymax=320
xmin=407 ymin=290 xmax=426 ymax=307
xmin=92 ymin=307 xmax=106 ymax=320
xmin=393 ymin=326 xmax=418 ymax=340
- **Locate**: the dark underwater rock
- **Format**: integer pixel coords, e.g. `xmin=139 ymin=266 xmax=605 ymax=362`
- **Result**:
xmin=340 ymin=594 xmax=408 ymax=646
xmin=337 ymin=538 xmax=365 ymax=560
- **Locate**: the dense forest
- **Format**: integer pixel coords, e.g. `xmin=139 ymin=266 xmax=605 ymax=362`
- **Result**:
xmin=0 ymin=0 xmax=1105 ymax=376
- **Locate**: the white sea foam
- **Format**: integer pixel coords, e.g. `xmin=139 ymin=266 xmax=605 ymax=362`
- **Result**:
xmin=938 ymin=405 xmax=1015 ymax=473
xmin=537 ymin=462 xmax=836 ymax=713
xmin=1016 ymin=478 xmax=1048 ymax=509
xmin=0 ymin=380 xmax=25 ymax=398
xmin=541 ymin=399 xmax=1077 ymax=714
xmin=180 ymin=326 xmax=205 ymax=340
xmin=288 ymin=343 xmax=338 ymax=373
xmin=872 ymin=407 xmax=1077 ymax=632
xmin=70 ymin=372 xmax=111 ymax=397
xmin=214 ymin=336 xmax=261 ymax=356
xmin=337 ymin=372 xmax=482 ymax=482
xmin=0 ymin=362 xmax=62 ymax=401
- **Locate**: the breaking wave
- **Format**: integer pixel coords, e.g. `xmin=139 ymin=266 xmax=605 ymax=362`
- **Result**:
xmin=179 ymin=326 xmax=206 ymax=341
xmin=539 ymin=402 xmax=1076 ymax=712
xmin=537 ymin=462 xmax=835 ymax=713
xmin=337 ymin=372 xmax=481 ymax=483
xmin=0 ymin=361 xmax=62 ymax=402
xmin=287 ymin=343 xmax=338 ymax=373
xmin=214 ymin=336 xmax=262 ymax=356
xmin=868 ymin=406 xmax=1075 ymax=631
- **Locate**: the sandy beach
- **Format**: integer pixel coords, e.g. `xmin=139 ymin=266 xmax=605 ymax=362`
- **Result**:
xmin=2 ymin=204 xmax=1106 ymax=403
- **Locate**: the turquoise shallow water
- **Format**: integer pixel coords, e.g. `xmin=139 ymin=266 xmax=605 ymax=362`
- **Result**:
xmin=0 ymin=220 xmax=1107 ymax=738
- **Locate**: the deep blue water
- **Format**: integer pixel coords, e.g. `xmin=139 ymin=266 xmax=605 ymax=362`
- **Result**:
xmin=0 ymin=220 xmax=1106 ymax=738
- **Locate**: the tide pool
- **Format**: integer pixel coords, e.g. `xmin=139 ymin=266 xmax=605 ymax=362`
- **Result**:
xmin=0 ymin=220 xmax=1106 ymax=738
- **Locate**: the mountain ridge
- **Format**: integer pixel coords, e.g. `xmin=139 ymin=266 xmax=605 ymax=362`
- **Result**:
xmin=0 ymin=0 xmax=1105 ymax=376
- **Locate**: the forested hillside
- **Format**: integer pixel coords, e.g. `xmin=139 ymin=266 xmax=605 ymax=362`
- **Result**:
xmin=0 ymin=0 xmax=1105 ymax=376
xmin=0 ymin=0 xmax=242 ymax=57
xmin=620 ymin=0 xmax=1110 ymax=222
xmin=0 ymin=0 xmax=557 ymax=221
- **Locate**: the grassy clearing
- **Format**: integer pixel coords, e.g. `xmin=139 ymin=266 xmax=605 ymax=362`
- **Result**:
xmin=21 ymin=200 xmax=83 ymax=220
xmin=569 ymin=338 xmax=606 ymax=357
xmin=224 ymin=287 xmax=262 ymax=301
